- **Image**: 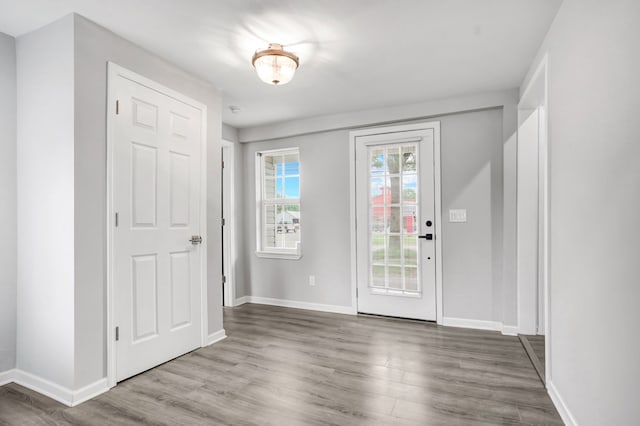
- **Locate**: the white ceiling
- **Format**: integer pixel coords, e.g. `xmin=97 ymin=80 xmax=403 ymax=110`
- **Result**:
xmin=0 ymin=0 xmax=562 ymax=128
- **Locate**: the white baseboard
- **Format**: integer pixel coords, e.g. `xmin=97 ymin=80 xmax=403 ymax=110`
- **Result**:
xmin=72 ymin=378 xmax=110 ymax=406
xmin=0 ymin=369 xmax=15 ymax=386
xmin=8 ymin=370 xmax=109 ymax=407
xmin=442 ymin=317 xmax=503 ymax=332
xmin=548 ymin=380 xmax=577 ymax=426
xmin=245 ymin=296 xmax=357 ymax=315
xmin=234 ymin=296 xmax=250 ymax=306
xmin=501 ymin=325 xmax=519 ymax=336
xmin=205 ymin=329 xmax=227 ymax=346
xmin=442 ymin=317 xmax=521 ymax=337
xmin=13 ymin=369 xmax=74 ymax=406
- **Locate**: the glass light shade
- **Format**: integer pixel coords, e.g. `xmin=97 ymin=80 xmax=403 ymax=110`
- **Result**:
xmin=252 ymin=44 xmax=299 ymax=85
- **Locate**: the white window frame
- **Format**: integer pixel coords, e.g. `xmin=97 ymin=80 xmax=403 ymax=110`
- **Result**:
xmin=255 ymin=147 xmax=302 ymax=260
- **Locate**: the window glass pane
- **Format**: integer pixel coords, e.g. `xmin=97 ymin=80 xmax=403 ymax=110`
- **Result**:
xmin=284 ymin=177 xmax=300 ymax=199
xmin=371 ymin=208 xmax=385 ymax=232
xmin=404 ymin=236 xmax=417 ymax=266
xmin=264 ymin=156 xmax=277 ymax=179
xmin=371 ymin=265 xmax=385 ymax=288
xmin=402 ymin=146 xmax=417 ymax=172
xmin=272 ymin=203 xmax=300 ymax=248
xmin=402 ymin=175 xmax=417 ymax=203
xmin=370 ymin=149 xmax=385 ymax=175
xmin=403 ymin=205 xmax=417 ymax=235
xmin=388 ymin=266 xmax=402 ymax=289
xmin=387 ymin=235 xmax=402 ymax=265
xmin=370 ymin=176 xmax=385 ymax=203
xmin=264 ymin=225 xmax=277 ymax=249
xmin=388 ymin=206 xmax=401 ymax=233
xmin=386 ymin=176 xmax=401 ymax=204
xmin=265 ymin=204 xmax=277 ymax=226
xmin=371 ymin=234 xmax=385 ymax=264
xmin=283 ymin=157 xmax=299 ymax=175
xmin=405 ymin=267 xmax=418 ymax=291
xmin=264 ymin=177 xmax=277 ymax=199
xmin=386 ymin=146 xmax=400 ymax=174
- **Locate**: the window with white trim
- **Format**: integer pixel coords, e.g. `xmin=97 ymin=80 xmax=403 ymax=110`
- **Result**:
xmin=256 ymin=148 xmax=301 ymax=258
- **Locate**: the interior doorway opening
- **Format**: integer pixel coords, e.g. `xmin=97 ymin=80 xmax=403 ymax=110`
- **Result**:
xmin=221 ymin=140 xmax=236 ymax=307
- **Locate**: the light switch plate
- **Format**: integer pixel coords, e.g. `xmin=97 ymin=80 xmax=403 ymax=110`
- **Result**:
xmin=449 ymin=209 xmax=467 ymax=222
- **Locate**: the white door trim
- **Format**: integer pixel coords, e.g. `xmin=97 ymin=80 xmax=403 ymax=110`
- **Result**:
xmin=106 ymin=62 xmax=208 ymax=388
xmin=517 ymin=54 xmax=550 ymax=384
xmin=221 ymin=139 xmax=236 ymax=307
xmin=349 ymin=121 xmax=443 ymax=323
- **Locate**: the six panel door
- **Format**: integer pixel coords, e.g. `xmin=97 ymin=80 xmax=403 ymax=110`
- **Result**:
xmin=113 ymin=75 xmax=203 ymax=381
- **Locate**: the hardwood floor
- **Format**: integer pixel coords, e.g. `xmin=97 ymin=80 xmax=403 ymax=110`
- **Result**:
xmin=0 ymin=304 xmax=562 ymax=425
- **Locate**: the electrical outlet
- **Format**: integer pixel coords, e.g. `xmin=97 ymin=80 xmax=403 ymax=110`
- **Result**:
xmin=449 ymin=209 xmax=467 ymax=222
xmin=309 ymin=275 xmax=316 ymax=286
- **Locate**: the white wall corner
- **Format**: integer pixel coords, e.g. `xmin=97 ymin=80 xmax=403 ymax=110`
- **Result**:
xmin=442 ymin=317 xmax=503 ymax=332
xmin=234 ymin=296 xmax=250 ymax=306
xmin=547 ymin=380 xmax=578 ymax=426
xmin=246 ymin=296 xmax=357 ymax=316
xmin=501 ymin=325 xmax=519 ymax=336
xmin=0 ymin=369 xmax=15 ymax=386
xmin=206 ymin=329 xmax=227 ymax=346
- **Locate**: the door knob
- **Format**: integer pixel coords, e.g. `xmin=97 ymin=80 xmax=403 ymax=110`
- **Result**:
xmin=189 ymin=235 xmax=203 ymax=245
xmin=418 ymin=234 xmax=433 ymax=240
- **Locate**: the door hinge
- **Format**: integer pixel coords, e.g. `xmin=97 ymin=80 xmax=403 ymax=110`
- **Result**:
xmin=356 ymin=288 xmax=358 ymax=298
xmin=222 ymin=275 xmax=226 ymax=284
xmin=222 ymin=218 xmax=226 ymax=226
xmin=115 ymin=212 xmax=119 ymax=227
xmin=116 ymin=100 xmax=120 ymax=115
xmin=222 ymin=160 xmax=225 ymax=169
xmin=115 ymin=326 xmax=119 ymax=341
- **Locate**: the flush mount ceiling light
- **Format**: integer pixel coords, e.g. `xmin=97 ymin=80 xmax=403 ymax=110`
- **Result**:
xmin=251 ymin=43 xmax=299 ymax=85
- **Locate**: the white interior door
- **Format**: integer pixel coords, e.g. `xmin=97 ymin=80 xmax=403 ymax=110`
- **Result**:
xmin=356 ymin=128 xmax=437 ymax=320
xmin=112 ymin=70 xmax=204 ymax=382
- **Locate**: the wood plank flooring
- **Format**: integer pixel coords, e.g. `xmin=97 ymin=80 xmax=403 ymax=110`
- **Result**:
xmin=0 ymin=304 xmax=562 ymax=425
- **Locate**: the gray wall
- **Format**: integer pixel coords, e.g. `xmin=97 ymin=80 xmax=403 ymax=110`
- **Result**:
xmin=0 ymin=32 xmax=17 ymax=373
xmin=438 ymin=109 xmax=503 ymax=321
xmin=222 ymin=123 xmax=239 ymax=143
xmin=242 ymin=130 xmax=352 ymax=306
xmin=241 ymin=108 xmax=508 ymax=324
xmin=521 ymin=0 xmax=640 ymax=424
xmin=16 ymin=15 xmax=76 ymax=389
xmin=73 ymin=14 xmax=223 ymax=388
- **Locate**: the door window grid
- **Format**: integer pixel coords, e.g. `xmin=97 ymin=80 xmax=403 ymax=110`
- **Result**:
xmin=258 ymin=149 xmax=301 ymax=254
xmin=368 ymin=143 xmax=421 ymax=296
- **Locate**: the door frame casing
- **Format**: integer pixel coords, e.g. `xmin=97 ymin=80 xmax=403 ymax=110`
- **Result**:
xmin=349 ymin=121 xmax=443 ymax=323
xmin=221 ymin=139 xmax=236 ymax=307
xmin=517 ymin=54 xmax=550 ymax=384
xmin=106 ymin=62 xmax=208 ymax=388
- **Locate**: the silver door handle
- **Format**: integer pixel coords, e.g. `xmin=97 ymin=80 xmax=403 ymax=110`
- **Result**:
xmin=189 ymin=235 xmax=203 ymax=245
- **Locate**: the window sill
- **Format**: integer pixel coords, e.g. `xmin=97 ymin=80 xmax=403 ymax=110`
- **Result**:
xmin=255 ymin=251 xmax=302 ymax=260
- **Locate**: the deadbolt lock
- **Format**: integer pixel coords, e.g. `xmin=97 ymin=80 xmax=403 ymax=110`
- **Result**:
xmin=189 ymin=235 xmax=203 ymax=245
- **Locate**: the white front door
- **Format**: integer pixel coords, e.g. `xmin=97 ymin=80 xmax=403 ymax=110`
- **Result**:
xmin=111 ymin=68 xmax=205 ymax=381
xmin=355 ymin=127 xmax=438 ymax=320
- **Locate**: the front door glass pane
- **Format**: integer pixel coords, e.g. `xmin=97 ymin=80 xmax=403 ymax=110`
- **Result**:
xmin=368 ymin=143 xmax=421 ymax=295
